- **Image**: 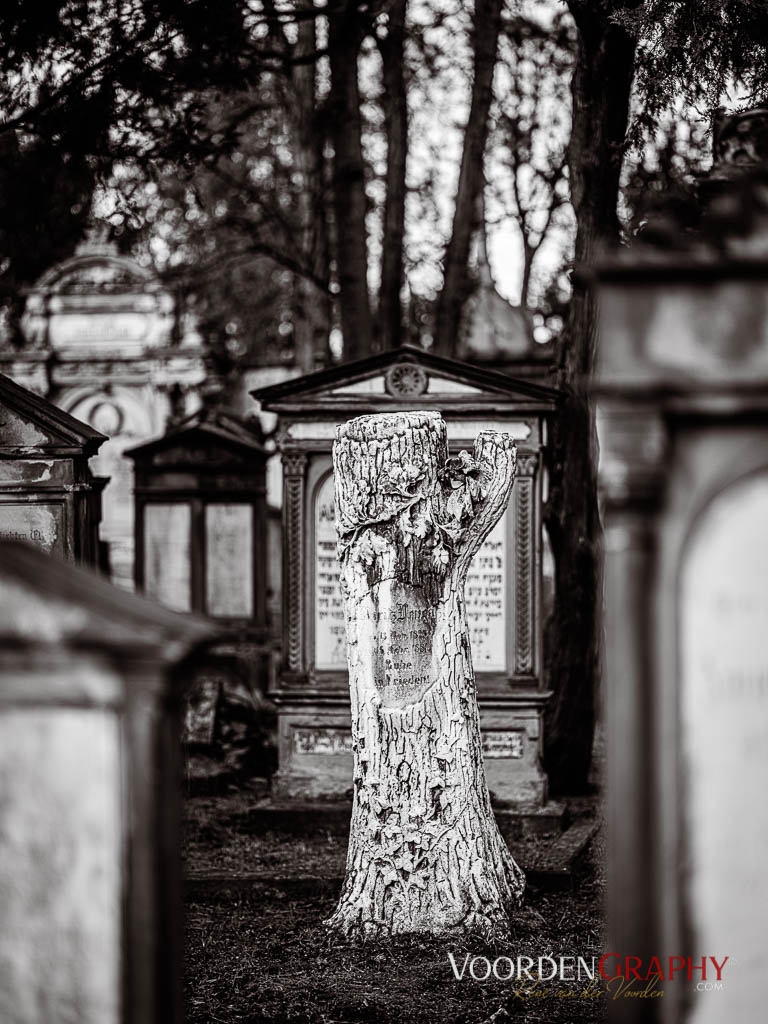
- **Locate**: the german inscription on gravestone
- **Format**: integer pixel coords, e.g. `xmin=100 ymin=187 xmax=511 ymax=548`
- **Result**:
xmin=313 ymin=473 xmax=509 ymax=672
xmin=681 ymin=471 xmax=768 ymax=1023
xmin=372 ymin=586 xmax=435 ymax=708
xmin=0 ymin=504 xmax=63 ymax=556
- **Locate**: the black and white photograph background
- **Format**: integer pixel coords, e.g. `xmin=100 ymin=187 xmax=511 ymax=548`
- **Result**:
xmin=1 ymin=2 xmax=767 ymax=1022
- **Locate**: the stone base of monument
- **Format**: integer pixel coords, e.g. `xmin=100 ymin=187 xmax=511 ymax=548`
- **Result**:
xmin=495 ymin=801 xmax=568 ymax=838
xmin=252 ymin=795 xmax=568 ymax=841
xmin=268 ymin=696 xmax=565 ymax=839
xmin=272 ymin=695 xmax=553 ymax=810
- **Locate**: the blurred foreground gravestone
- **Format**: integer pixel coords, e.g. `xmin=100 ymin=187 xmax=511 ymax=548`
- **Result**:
xmin=0 ymin=372 xmax=106 ymax=564
xmin=595 ymin=163 xmax=768 ymax=1022
xmin=325 ymin=411 xmax=524 ymax=938
xmin=0 ymin=541 xmax=214 ymax=1024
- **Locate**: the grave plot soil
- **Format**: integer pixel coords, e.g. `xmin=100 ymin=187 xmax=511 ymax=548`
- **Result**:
xmin=184 ymin=790 xmax=606 ymax=1024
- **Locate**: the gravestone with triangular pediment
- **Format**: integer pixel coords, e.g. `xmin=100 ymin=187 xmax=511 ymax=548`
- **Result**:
xmin=0 ymin=372 xmax=106 ymax=564
xmin=126 ymin=407 xmax=268 ymax=632
xmin=254 ymin=345 xmax=562 ymax=812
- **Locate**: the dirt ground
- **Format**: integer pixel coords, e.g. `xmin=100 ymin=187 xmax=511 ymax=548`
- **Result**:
xmin=183 ymin=790 xmax=606 ymax=1024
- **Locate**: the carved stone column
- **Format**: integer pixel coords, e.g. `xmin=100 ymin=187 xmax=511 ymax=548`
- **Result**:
xmin=597 ymin=401 xmax=668 ymax=1024
xmin=514 ymin=452 xmax=539 ymax=676
xmin=282 ymin=451 xmax=308 ymax=675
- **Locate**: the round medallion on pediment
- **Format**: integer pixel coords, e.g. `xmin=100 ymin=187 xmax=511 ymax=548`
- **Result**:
xmin=384 ymin=362 xmax=428 ymax=397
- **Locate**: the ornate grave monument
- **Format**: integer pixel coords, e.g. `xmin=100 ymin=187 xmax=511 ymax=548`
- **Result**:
xmin=1 ymin=236 xmax=206 ymax=588
xmin=595 ymin=168 xmax=768 ymax=1023
xmin=0 ymin=540 xmax=214 ymax=1024
xmin=0 ymin=371 xmax=106 ymax=563
xmin=254 ymin=345 xmax=560 ymax=808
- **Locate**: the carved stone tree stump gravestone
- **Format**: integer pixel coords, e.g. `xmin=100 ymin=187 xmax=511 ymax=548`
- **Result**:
xmin=326 ymin=410 xmax=525 ymax=939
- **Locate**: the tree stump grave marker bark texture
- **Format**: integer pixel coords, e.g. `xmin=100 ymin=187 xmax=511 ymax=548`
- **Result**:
xmin=326 ymin=410 xmax=525 ymax=939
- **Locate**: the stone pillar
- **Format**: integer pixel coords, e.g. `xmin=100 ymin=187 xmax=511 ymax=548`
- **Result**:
xmin=282 ymin=451 xmax=307 ymax=675
xmin=597 ymin=403 xmax=667 ymax=1017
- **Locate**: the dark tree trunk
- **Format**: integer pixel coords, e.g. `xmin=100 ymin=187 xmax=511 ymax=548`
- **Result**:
xmin=291 ymin=1 xmax=330 ymax=371
xmin=433 ymin=0 xmax=502 ymax=357
xmin=377 ymin=0 xmax=408 ymax=351
xmin=543 ymin=6 xmax=637 ymax=793
xmin=328 ymin=0 xmax=374 ymax=360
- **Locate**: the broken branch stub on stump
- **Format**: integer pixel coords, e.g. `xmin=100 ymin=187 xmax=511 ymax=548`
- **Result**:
xmin=326 ymin=410 xmax=525 ymax=939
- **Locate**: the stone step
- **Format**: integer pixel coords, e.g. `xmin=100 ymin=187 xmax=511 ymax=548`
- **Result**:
xmin=522 ymin=818 xmax=600 ymax=890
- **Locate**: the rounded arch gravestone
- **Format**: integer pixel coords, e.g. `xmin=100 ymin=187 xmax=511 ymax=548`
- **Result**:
xmin=4 ymin=237 xmax=207 ymax=590
xmin=680 ymin=469 xmax=768 ymax=1022
xmin=62 ymin=385 xmax=158 ymax=590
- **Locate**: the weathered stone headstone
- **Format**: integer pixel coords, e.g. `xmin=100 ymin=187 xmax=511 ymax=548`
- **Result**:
xmin=0 ymin=540 xmax=214 ymax=1024
xmin=0 ymin=371 xmax=106 ymax=563
xmin=128 ymin=408 xmax=271 ymax=764
xmin=679 ymin=474 xmax=768 ymax=1024
xmin=127 ymin=407 xmax=268 ymax=633
xmin=325 ymin=410 xmax=524 ymax=938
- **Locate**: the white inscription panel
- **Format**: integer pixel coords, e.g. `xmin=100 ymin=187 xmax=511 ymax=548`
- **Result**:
xmin=0 ymin=709 xmax=121 ymax=1024
xmin=681 ymin=471 xmax=768 ymax=1022
xmin=314 ymin=475 xmax=347 ymax=669
xmin=293 ymin=727 xmax=353 ymax=755
xmin=465 ymin=512 xmax=508 ymax=671
xmin=144 ymin=503 xmax=191 ymax=612
xmin=49 ymin=312 xmax=152 ymax=347
xmin=313 ymin=474 xmax=509 ymax=673
xmin=482 ymin=730 xmax=524 ymax=759
xmin=205 ymin=503 xmax=253 ymax=617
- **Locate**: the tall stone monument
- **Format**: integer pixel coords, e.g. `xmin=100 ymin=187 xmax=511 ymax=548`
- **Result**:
xmin=0 ymin=540 xmax=215 ymax=1024
xmin=1 ymin=236 xmax=205 ymax=588
xmin=325 ymin=411 xmax=524 ymax=938
xmin=254 ymin=346 xmax=561 ymax=812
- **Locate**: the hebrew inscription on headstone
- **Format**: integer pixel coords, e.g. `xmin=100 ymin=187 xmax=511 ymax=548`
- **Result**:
xmin=314 ymin=472 xmax=510 ymax=673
